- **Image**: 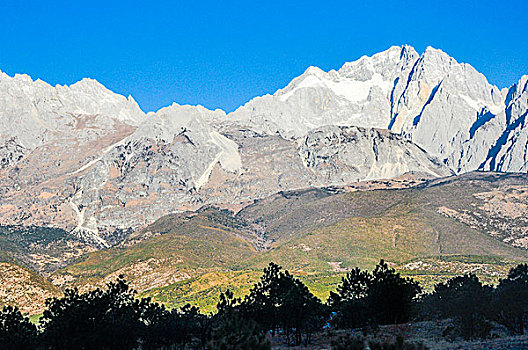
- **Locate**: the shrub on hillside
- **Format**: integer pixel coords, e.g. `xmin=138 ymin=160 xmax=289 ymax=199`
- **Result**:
xmin=424 ymin=274 xmax=493 ymax=340
xmin=206 ymin=311 xmax=271 ymax=350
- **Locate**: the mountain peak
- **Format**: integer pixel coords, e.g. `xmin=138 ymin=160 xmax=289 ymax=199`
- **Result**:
xmin=303 ymin=66 xmax=326 ymax=77
xmin=0 ymin=45 xmax=527 ymax=248
xmin=69 ymin=77 xmax=109 ymax=93
xmin=422 ymin=46 xmax=455 ymax=62
xmin=517 ymin=75 xmax=528 ymax=92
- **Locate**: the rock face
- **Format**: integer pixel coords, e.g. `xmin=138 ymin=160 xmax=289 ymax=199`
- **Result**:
xmin=0 ymin=137 xmax=25 ymax=168
xmin=480 ymin=75 xmax=528 ymax=172
xmin=228 ymin=46 xmax=519 ymax=174
xmin=389 ymin=47 xmax=506 ymax=173
xmin=69 ymin=104 xmax=243 ymax=237
xmin=0 ymin=72 xmax=144 ymax=149
xmin=227 ymin=46 xmax=418 ymax=137
xmin=0 ymin=72 xmax=145 ymax=245
xmin=298 ymin=126 xmax=449 ymax=183
xmin=63 ymin=116 xmax=450 ymax=236
xmin=0 ymin=46 xmax=527 ymax=248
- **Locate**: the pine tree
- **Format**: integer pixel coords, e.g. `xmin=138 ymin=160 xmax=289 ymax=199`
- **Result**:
xmin=328 ymin=267 xmax=371 ymax=328
xmin=494 ymin=263 xmax=528 ymax=334
xmin=0 ymin=305 xmax=38 ymax=350
xmin=40 ymin=276 xmax=142 ymax=349
xmin=368 ymin=260 xmax=421 ymax=325
xmin=242 ymin=262 xmax=326 ymax=345
xmin=426 ymin=274 xmax=492 ymax=339
xmin=329 ymin=260 xmax=420 ymax=328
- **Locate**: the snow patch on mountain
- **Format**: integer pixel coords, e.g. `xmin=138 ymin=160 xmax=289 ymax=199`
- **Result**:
xmin=279 ymin=68 xmax=391 ymax=103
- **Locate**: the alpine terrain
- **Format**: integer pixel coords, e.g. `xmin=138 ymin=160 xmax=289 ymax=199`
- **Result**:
xmin=1 ymin=45 xmax=528 ymax=313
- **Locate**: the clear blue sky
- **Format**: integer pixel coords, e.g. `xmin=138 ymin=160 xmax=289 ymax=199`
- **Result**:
xmin=1 ymin=1 xmax=527 ymax=113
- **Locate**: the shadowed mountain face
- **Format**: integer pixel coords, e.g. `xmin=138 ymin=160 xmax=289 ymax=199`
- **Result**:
xmin=0 ymin=46 xmax=527 ymax=255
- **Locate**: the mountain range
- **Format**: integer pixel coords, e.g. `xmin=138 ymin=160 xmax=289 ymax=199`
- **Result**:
xmin=1 ymin=45 xmax=528 ymax=313
xmin=2 ymin=45 xmax=526 ymax=248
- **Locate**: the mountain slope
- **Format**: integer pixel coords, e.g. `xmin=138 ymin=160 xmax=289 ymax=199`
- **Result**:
xmin=36 ymin=172 xmax=528 ymax=313
xmin=52 ymin=208 xmax=259 ymax=293
xmin=0 ymin=225 xmax=95 ymax=272
xmin=0 ymin=261 xmax=61 ymax=314
xmin=0 ymin=72 xmax=146 ymax=245
xmin=238 ymin=172 xmax=528 ymax=249
xmin=66 ymin=122 xmax=451 ymax=232
xmin=0 ymin=46 xmax=527 ymax=269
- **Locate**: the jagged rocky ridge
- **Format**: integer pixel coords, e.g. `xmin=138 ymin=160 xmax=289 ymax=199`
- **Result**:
xmin=0 ymin=45 xmax=527 ymax=249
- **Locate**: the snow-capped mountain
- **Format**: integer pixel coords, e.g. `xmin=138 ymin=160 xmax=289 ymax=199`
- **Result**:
xmin=0 ymin=72 xmax=144 ymax=149
xmin=0 ymin=45 xmax=526 ymax=245
xmin=228 ymin=45 xmax=418 ymax=137
xmin=227 ymin=45 xmax=524 ymax=174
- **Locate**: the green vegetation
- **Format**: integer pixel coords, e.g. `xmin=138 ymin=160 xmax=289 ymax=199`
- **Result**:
xmin=28 ymin=314 xmax=42 ymax=324
xmin=328 ymin=260 xmax=421 ymax=328
xmin=206 ymin=312 xmax=271 ymax=350
xmin=5 ymin=261 xmax=528 ymax=349
xmin=0 ymin=305 xmax=39 ymax=350
xmin=0 ymin=225 xmax=71 ymax=265
xmin=140 ymin=270 xmax=262 ymax=313
xmin=52 ymin=186 xmax=528 ymax=312
xmin=57 ymin=210 xmax=258 ymax=291
xmin=0 ymin=225 xmax=70 ymax=247
xmin=52 ymin=189 xmax=528 ymax=312
xmin=248 ymin=213 xmax=525 ymax=273
xmin=424 ymin=274 xmax=493 ymax=339
xmin=4 ymin=172 xmax=528 ymax=315
xmin=0 ymin=225 xmax=87 ymax=273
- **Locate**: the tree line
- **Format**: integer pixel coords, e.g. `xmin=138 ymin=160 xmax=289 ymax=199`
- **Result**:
xmin=2 ymin=260 xmax=528 ymax=349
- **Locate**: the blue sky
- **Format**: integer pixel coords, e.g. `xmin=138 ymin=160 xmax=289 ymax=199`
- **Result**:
xmin=1 ymin=1 xmax=527 ymax=113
